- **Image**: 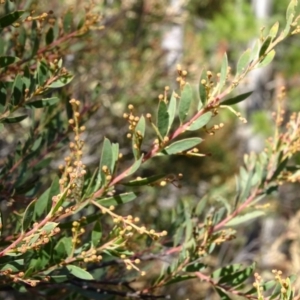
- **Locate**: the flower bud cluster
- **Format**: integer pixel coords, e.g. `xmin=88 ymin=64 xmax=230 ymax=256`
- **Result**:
xmin=59 ymin=99 xmax=86 ymax=203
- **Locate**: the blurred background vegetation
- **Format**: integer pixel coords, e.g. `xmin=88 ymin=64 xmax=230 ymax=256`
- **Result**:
xmin=1 ymin=0 xmax=300 ymax=298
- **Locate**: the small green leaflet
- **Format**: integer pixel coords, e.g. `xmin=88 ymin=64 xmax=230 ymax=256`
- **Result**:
xmin=167 ymin=91 xmax=177 ymax=133
xmin=92 ymin=221 xmax=102 ymax=247
xmin=0 ymin=56 xmax=19 ymax=68
xmin=188 ymin=112 xmax=212 ymax=131
xmin=124 ymin=154 xmax=143 ymax=178
xmin=199 ymin=70 xmax=207 ymax=106
xmin=236 ymin=49 xmax=251 ymax=76
xmin=269 ymin=21 xmax=279 ymax=39
xmin=157 ymin=100 xmax=169 ymax=138
xmin=162 ymin=138 xmax=203 ymax=155
xmin=259 ymin=36 xmax=272 ymax=58
xmin=225 ymin=210 xmax=265 ymax=227
xmin=48 ymin=75 xmax=74 ymax=88
xmin=22 ymin=199 xmax=37 ymax=232
xmin=218 ymin=53 xmax=228 ymax=94
xmin=258 ymin=50 xmax=276 ymax=68
xmin=66 ymin=265 xmax=93 ymax=280
xmin=179 ymin=83 xmax=192 ymax=123
xmin=221 ymin=91 xmax=252 ymax=106
xmin=96 ymin=192 xmax=137 ymax=207
xmin=0 ymin=11 xmax=24 ymax=29
xmin=26 ymin=97 xmax=60 ymax=108
xmin=2 ymin=114 xmax=27 ymax=123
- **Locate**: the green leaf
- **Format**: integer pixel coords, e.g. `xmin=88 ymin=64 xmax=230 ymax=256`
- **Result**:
xmin=250 ymin=39 xmax=260 ymax=62
xmin=55 ymin=236 xmax=73 ymax=258
xmin=258 ymin=50 xmax=276 ymax=68
xmin=123 ymin=155 xmax=143 ymax=178
xmin=40 ymin=222 xmax=59 ymax=233
xmin=0 ymin=56 xmax=19 ymax=68
xmin=179 ymin=83 xmax=192 ymax=123
xmin=26 ymin=97 xmax=60 ymax=108
xmin=96 ymin=138 xmax=113 ymax=188
xmin=222 ymin=91 xmax=252 ymax=106
xmin=218 ymin=53 xmax=228 ymax=93
xmin=96 ymin=192 xmax=137 ymax=207
xmin=26 ymin=97 xmax=59 ymax=108
xmin=92 ymin=221 xmax=102 ymax=247
xmin=283 ymin=8 xmax=295 ymax=37
xmin=22 ymin=199 xmax=37 ymax=232
xmin=0 ymin=11 xmax=24 ymax=29
xmin=259 ymin=36 xmax=272 ymax=58
xmin=48 ymin=75 xmax=74 ymax=88
xmin=135 ymin=115 xmax=145 ymax=138
xmin=0 ymin=81 xmax=7 ymax=113
xmin=63 ymin=11 xmax=73 ymax=32
xmin=157 ymin=100 xmax=169 ymax=138
xmin=35 ymin=177 xmax=59 ymax=219
xmin=66 ymin=265 xmax=94 ymax=280
xmin=199 ymin=70 xmax=207 ymax=106
xmin=195 ymin=197 xmax=207 ymax=216
xmin=236 ymin=49 xmax=251 ymax=76
xmin=45 ymin=27 xmax=54 ymax=45
xmin=215 ymin=287 xmax=231 ymax=300
xmin=122 ymin=174 xmax=166 ymax=186
xmin=165 ymin=275 xmax=196 ymax=286
xmin=37 ymin=60 xmax=50 ymax=86
xmin=212 ymin=263 xmax=243 ymax=279
xmin=133 ymin=115 xmax=145 ymax=160
xmin=162 ymin=138 xmax=203 ymax=155
xmin=12 ymin=74 xmax=24 ymax=106
xmin=225 ymin=210 xmax=265 ymax=227
xmin=286 ymin=0 xmax=297 ymax=21
xmin=269 ymin=21 xmax=279 ymax=39
xmin=2 ymin=114 xmax=27 ymax=123
xmin=188 ymin=112 xmax=212 ymax=131
xmin=167 ymin=91 xmax=177 ymax=132
xmin=111 ymin=142 xmax=119 ymax=174
xmin=218 ymin=263 xmax=255 ymax=287
xmin=30 ymin=21 xmax=40 ymax=57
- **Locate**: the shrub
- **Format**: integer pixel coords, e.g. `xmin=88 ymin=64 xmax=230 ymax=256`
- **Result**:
xmin=0 ymin=0 xmax=300 ymax=299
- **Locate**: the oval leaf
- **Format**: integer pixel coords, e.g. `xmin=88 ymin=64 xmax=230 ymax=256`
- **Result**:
xmin=218 ymin=53 xmax=228 ymax=93
xmin=66 ymin=265 xmax=93 ymax=280
xmin=222 ymin=91 xmax=252 ymax=106
xmin=0 ymin=11 xmax=24 ymax=29
xmin=96 ymin=192 xmax=137 ymax=207
xmin=162 ymin=138 xmax=203 ymax=155
xmin=236 ymin=49 xmax=251 ymax=76
xmin=188 ymin=112 xmax=212 ymax=131
xmin=157 ymin=100 xmax=169 ymax=138
xmin=258 ymin=49 xmax=276 ymax=68
xmin=179 ymin=83 xmax=192 ymax=123
xmin=167 ymin=91 xmax=177 ymax=132
xmin=0 ymin=56 xmax=19 ymax=68
xmin=225 ymin=210 xmax=265 ymax=227
xmin=26 ymin=97 xmax=60 ymax=108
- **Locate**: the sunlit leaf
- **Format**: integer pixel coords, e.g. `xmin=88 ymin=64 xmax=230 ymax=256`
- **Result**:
xmin=167 ymin=91 xmax=177 ymax=132
xmin=66 ymin=265 xmax=93 ymax=280
xmin=96 ymin=192 xmax=137 ymax=206
xmin=225 ymin=210 xmax=265 ymax=227
xmin=157 ymin=100 xmax=169 ymax=137
xmin=188 ymin=111 xmax=212 ymax=131
xmin=179 ymin=83 xmax=192 ymax=123
xmin=236 ymin=49 xmax=251 ymax=76
xmin=162 ymin=138 xmax=203 ymax=155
